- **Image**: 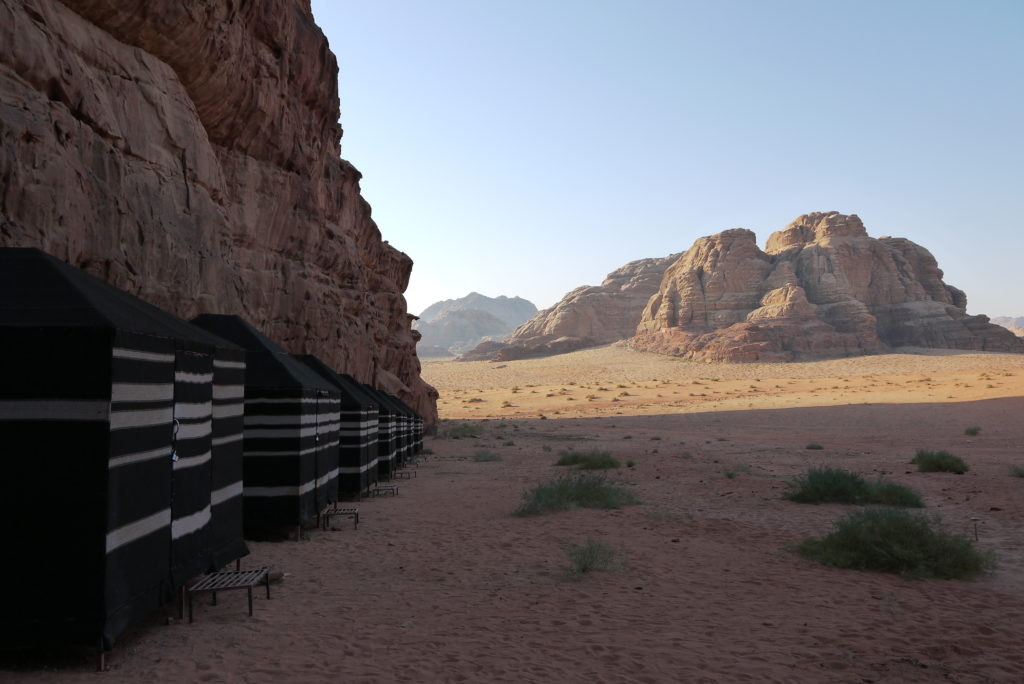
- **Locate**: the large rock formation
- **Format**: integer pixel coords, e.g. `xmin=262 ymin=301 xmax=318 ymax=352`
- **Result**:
xmin=460 ymin=253 xmax=680 ymax=361
xmin=631 ymin=212 xmax=1024 ymax=361
xmin=0 ymin=0 xmax=437 ymax=422
xmin=992 ymin=317 xmax=1024 ymax=337
xmin=414 ymin=292 xmax=536 ymax=356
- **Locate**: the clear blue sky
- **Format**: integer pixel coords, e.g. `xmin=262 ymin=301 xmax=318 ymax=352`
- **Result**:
xmin=310 ymin=0 xmax=1023 ymax=319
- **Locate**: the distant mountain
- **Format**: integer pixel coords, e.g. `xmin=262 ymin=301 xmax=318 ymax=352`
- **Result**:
xmin=415 ymin=293 xmax=537 ymax=357
xmin=992 ymin=316 xmax=1024 ymax=336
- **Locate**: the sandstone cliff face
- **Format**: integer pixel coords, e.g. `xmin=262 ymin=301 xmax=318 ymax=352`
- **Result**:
xmin=632 ymin=212 xmax=1024 ymax=361
xmin=0 ymin=0 xmax=437 ymax=421
xmin=460 ymin=254 xmax=680 ymax=361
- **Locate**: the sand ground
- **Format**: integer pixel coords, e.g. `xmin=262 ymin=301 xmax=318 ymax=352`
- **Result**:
xmin=4 ymin=345 xmax=1024 ymax=683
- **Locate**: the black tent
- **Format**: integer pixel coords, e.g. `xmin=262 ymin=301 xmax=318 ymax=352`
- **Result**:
xmin=385 ymin=392 xmax=413 ymax=468
xmin=191 ymin=315 xmax=340 ymax=529
xmin=388 ymin=394 xmax=423 ymax=457
xmin=0 ymin=248 xmax=247 ymax=652
xmin=294 ymin=355 xmax=380 ymax=496
xmin=360 ymin=383 xmax=399 ymax=479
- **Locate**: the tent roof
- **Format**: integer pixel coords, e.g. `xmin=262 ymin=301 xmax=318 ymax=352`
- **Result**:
xmin=360 ymin=383 xmax=404 ymax=417
xmin=293 ymin=355 xmax=369 ymax=410
xmin=191 ymin=314 xmax=335 ymax=392
xmin=0 ymin=248 xmax=240 ymax=351
xmin=387 ymin=393 xmax=418 ymax=418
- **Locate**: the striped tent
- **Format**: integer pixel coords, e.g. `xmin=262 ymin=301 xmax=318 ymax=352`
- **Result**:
xmin=360 ymin=383 xmax=398 ymax=479
xmin=294 ymin=356 xmax=380 ymax=496
xmin=389 ymin=394 xmax=423 ymax=456
xmin=384 ymin=392 xmax=412 ymax=468
xmin=191 ymin=315 xmax=340 ymax=529
xmin=0 ymin=249 xmax=247 ymax=652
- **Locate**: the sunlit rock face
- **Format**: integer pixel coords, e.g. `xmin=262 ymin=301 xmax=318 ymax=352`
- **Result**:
xmin=0 ymin=0 xmax=437 ymax=422
xmin=631 ymin=212 xmax=1024 ymax=361
xmin=459 ymin=253 xmax=681 ymax=361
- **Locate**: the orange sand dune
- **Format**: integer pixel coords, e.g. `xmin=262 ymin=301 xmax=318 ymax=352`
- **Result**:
xmin=4 ymin=346 xmax=1024 ymax=682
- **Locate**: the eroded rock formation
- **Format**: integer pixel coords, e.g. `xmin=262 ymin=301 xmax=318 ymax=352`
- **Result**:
xmin=0 ymin=0 xmax=437 ymax=421
xmin=460 ymin=254 xmax=680 ymax=361
xmin=631 ymin=212 xmax=1024 ymax=361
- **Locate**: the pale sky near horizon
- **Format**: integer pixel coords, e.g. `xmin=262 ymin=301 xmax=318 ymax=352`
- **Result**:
xmin=310 ymin=0 xmax=1023 ymax=319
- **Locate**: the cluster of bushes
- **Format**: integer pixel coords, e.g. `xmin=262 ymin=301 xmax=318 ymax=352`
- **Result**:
xmin=785 ymin=467 xmax=922 ymax=507
xmin=514 ymin=473 xmax=638 ymax=517
xmin=555 ymin=449 xmax=620 ymax=470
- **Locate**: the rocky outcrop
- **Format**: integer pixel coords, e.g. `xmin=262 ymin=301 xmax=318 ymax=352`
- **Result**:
xmin=992 ymin=317 xmax=1024 ymax=337
xmin=414 ymin=293 xmax=536 ymax=356
xmin=631 ymin=212 xmax=1024 ymax=361
xmin=0 ymin=0 xmax=437 ymax=422
xmin=460 ymin=254 xmax=680 ymax=361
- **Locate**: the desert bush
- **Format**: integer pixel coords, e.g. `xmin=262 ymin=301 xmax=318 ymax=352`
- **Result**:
xmin=472 ymin=450 xmax=502 ymax=462
xmin=563 ymin=537 xmax=619 ymax=581
xmin=1009 ymin=465 xmax=1024 ymax=478
xmin=556 ymin=449 xmax=620 ymax=470
xmin=446 ymin=423 xmax=483 ymax=439
xmin=805 ymin=443 xmax=824 ymax=450
xmin=912 ymin=449 xmax=969 ymax=474
xmin=796 ymin=508 xmax=996 ymax=579
xmin=513 ymin=473 xmax=639 ymax=516
xmin=964 ymin=426 xmax=981 ymax=436
xmin=785 ymin=467 xmax=922 ymax=507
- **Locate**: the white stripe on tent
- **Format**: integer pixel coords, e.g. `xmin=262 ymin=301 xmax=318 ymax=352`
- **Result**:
xmin=213 ymin=359 xmax=246 ymax=370
xmin=171 ymin=504 xmax=211 ymax=540
xmin=244 ymin=443 xmax=322 ymax=457
xmin=106 ymin=508 xmax=171 ymax=553
xmin=112 ymin=348 xmax=174 ymax=364
xmin=213 ymin=384 xmax=245 ymax=401
xmin=211 ymin=480 xmax=244 ymax=506
xmin=110 ymin=406 xmax=173 ymax=430
xmin=174 ymin=401 xmax=213 ymax=420
xmin=174 ymin=419 xmax=212 ymax=442
xmin=244 ymin=414 xmax=321 ymax=426
xmin=212 ymin=433 xmax=243 ymax=447
xmin=212 ymin=403 xmax=244 ymax=419
xmin=173 ymin=449 xmax=211 ymax=470
xmin=109 ymin=445 xmax=172 ymax=469
xmin=338 ymin=420 xmax=377 ymax=429
xmin=339 ymin=462 xmax=378 ymax=474
xmin=174 ymin=371 xmax=213 ymax=385
xmin=0 ymin=399 xmax=109 ymax=422
xmin=111 ymin=383 xmax=174 ymax=402
xmin=316 ymin=468 xmax=340 ymax=487
xmin=243 ymin=427 xmax=316 ymax=439
xmin=244 ymin=479 xmax=318 ymax=498
xmin=244 ymin=397 xmax=318 ymax=405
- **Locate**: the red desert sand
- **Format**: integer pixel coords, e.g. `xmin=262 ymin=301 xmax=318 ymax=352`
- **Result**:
xmin=4 ymin=345 xmax=1024 ymax=682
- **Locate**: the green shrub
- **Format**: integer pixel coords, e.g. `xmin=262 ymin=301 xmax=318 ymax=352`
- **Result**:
xmin=503 ymin=440 xmax=515 ymax=446
xmin=1010 ymin=465 xmax=1024 ymax=478
xmin=626 ymin=459 xmax=636 ymax=468
xmin=514 ymin=473 xmax=639 ymax=516
xmin=446 ymin=423 xmax=483 ymax=439
xmin=542 ymin=445 xmax=552 ymax=453
xmin=796 ymin=508 xmax=996 ymax=579
xmin=555 ymin=449 xmax=620 ymax=470
xmin=563 ymin=537 xmax=619 ymax=581
xmin=472 ymin=450 xmax=502 ymax=462
xmin=964 ymin=426 xmax=981 ymax=436
xmin=912 ymin=449 xmax=969 ymax=474
xmin=785 ymin=467 xmax=922 ymax=507
xmin=805 ymin=443 xmax=824 ymax=450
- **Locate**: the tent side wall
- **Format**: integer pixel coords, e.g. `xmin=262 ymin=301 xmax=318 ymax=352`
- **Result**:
xmin=0 ymin=328 xmax=113 ymax=648
xmin=314 ymin=392 xmax=341 ymax=509
xmin=209 ymin=349 xmax=247 ymax=569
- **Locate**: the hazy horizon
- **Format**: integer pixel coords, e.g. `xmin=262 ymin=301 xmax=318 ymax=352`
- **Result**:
xmin=310 ymin=0 xmax=1024 ymax=318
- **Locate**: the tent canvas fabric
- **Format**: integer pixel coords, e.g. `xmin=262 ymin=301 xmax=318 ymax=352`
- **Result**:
xmin=294 ymin=356 xmax=380 ymax=496
xmin=0 ymin=249 xmax=247 ymax=652
xmin=359 ymin=383 xmax=399 ymax=478
xmin=190 ymin=315 xmax=340 ymax=528
xmin=387 ymin=394 xmax=421 ymax=461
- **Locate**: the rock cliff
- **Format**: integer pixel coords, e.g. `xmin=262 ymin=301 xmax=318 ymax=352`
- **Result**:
xmin=460 ymin=254 xmax=680 ymax=361
xmin=631 ymin=212 xmax=1024 ymax=361
xmin=0 ymin=0 xmax=437 ymax=422
xmin=992 ymin=317 xmax=1024 ymax=337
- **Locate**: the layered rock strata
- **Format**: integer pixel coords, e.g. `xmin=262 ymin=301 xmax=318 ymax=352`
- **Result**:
xmin=631 ymin=212 xmax=1024 ymax=361
xmin=460 ymin=254 xmax=680 ymax=361
xmin=0 ymin=0 xmax=437 ymax=421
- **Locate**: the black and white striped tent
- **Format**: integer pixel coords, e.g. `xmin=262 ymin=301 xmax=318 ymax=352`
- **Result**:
xmin=388 ymin=394 xmax=423 ymax=456
xmin=294 ymin=355 xmax=380 ymax=496
xmin=191 ymin=315 xmax=340 ymax=529
xmin=0 ymin=249 xmax=247 ymax=652
xmin=359 ymin=383 xmax=399 ymax=478
xmin=384 ymin=392 xmax=412 ymax=467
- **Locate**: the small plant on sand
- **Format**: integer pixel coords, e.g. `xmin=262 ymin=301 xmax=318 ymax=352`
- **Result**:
xmin=472 ymin=450 xmax=502 ymax=462
xmin=1009 ymin=465 xmax=1024 ymax=478
xmin=446 ymin=423 xmax=483 ymax=439
xmin=626 ymin=459 xmax=636 ymax=468
xmin=556 ymin=449 xmax=620 ymax=470
xmin=513 ymin=473 xmax=639 ymax=516
xmin=562 ymin=537 xmax=620 ymax=581
xmin=784 ymin=467 xmax=923 ymax=507
xmin=622 ymin=435 xmax=632 ymax=440
xmin=503 ymin=440 xmax=515 ymax=446
xmin=912 ymin=449 xmax=969 ymax=474
xmin=542 ymin=445 xmax=552 ymax=453
xmin=805 ymin=443 xmax=824 ymax=450
xmin=964 ymin=426 xmax=981 ymax=436
xmin=795 ymin=508 xmax=996 ymax=579
xmin=421 ymin=448 xmax=434 ymax=456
